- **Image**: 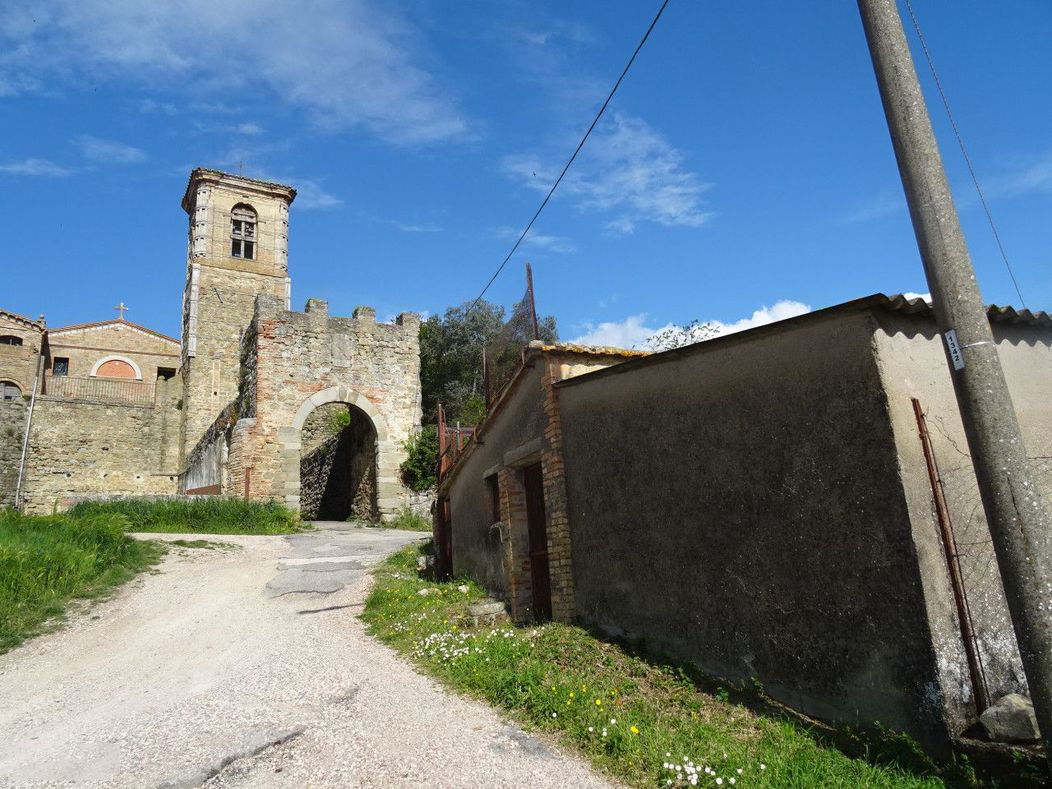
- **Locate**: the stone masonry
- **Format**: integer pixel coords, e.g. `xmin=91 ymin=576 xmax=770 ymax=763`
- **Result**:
xmin=186 ymin=295 xmax=421 ymax=519
xmin=7 ymin=169 xmax=424 ymax=515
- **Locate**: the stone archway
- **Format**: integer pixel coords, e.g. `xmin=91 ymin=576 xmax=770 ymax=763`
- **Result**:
xmin=277 ymin=386 xmax=404 ymax=520
xmin=298 ymin=402 xmax=378 ymax=521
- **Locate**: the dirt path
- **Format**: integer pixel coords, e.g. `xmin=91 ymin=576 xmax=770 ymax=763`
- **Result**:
xmin=0 ymin=524 xmax=612 ymax=788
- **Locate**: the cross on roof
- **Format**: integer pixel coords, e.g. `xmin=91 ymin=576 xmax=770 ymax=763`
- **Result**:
xmin=113 ymin=302 xmax=129 ymax=320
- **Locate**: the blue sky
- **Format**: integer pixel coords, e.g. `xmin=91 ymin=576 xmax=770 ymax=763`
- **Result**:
xmin=2 ymin=1 xmax=1049 ymax=346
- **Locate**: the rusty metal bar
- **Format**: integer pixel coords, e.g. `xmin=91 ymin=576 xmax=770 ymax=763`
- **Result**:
xmin=912 ymin=397 xmax=990 ymax=713
xmin=437 ymin=403 xmax=447 ymax=483
xmin=525 ymin=261 xmax=540 ymax=340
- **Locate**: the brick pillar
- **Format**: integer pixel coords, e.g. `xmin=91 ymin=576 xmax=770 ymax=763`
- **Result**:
xmin=541 ymin=356 xmax=576 ymax=622
xmin=498 ymin=466 xmax=533 ymax=623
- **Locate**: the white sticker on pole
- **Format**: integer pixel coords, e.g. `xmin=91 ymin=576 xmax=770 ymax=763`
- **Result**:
xmin=944 ymin=329 xmax=965 ymax=370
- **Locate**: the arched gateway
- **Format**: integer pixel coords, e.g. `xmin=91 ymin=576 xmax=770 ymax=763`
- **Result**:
xmin=281 ymin=386 xmax=405 ymax=519
xmin=179 ymin=295 xmax=422 ymax=521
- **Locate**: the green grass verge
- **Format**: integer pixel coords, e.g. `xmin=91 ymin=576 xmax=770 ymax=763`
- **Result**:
xmin=0 ymin=509 xmax=165 ymax=653
xmin=376 ymin=507 xmax=431 ymax=532
xmin=363 ymin=545 xmax=995 ymax=789
xmin=69 ymin=497 xmax=303 ymax=535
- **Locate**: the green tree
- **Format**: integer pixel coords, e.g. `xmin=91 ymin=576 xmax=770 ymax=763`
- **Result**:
xmin=419 ymin=299 xmax=556 ymax=425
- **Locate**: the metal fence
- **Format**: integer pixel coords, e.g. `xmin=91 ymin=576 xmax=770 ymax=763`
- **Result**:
xmin=44 ymin=375 xmax=156 ymax=405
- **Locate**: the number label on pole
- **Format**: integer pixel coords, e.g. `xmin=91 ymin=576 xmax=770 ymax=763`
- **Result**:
xmin=945 ymin=329 xmax=965 ymax=370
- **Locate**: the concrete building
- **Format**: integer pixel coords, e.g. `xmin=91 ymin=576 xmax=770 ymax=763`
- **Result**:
xmin=1 ymin=169 xmax=422 ymax=517
xmin=437 ymin=293 xmax=1052 ymax=748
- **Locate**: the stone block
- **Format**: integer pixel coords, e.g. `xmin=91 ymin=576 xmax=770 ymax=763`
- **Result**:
xmin=979 ymin=694 xmax=1040 ymax=743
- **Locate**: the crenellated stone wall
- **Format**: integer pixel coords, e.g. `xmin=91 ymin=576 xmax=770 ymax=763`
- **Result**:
xmin=196 ymin=295 xmax=420 ymax=519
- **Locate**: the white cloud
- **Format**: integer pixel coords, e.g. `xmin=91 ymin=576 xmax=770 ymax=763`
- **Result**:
xmin=504 ymin=113 xmax=713 ymax=235
xmin=571 ymin=299 xmax=812 ymax=350
xmin=572 ymin=314 xmax=666 ymax=348
xmin=986 ymin=150 xmax=1052 ymax=198
xmin=395 ymin=222 xmax=443 ymax=233
xmin=0 ymin=158 xmax=72 ymax=176
xmin=841 ymin=191 xmax=904 ymax=224
xmin=0 ymin=0 xmax=467 ymax=145
xmin=285 ymin=178 xmax=342 ymax=210
xmin=493 ymin=225 xmax=574 ymax=253
xmin=235 ymin=122 xmax=264 ymax=136
xmin=137 ymin=98 xmax=177 ymax=115
xmin=902 ymin=291 xmax=931 ymax=303
xmin=74 ymin=135 xmax=146 ymax=164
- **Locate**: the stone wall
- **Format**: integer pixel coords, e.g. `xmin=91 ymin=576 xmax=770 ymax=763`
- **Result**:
xmin=0 ymin=312 xmax=43 ymax=396
xmin=0 ymin=400 xmax=28 ymax=508
xmin=179 ymin=170 xmax=293 ymax=465
xmin=224 ymin=296 xmax=421 ymax=518
xmin=44 ymin=321 xmax=179 ymax=382
xmin=20 ymin=386 xmax=181 ymax=514
xmin=299 ymin=415 xmax=378 ymax=521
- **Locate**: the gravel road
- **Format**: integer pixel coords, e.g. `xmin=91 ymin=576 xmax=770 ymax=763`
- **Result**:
xmin=0 ymin=523 xmax=612 ymax=788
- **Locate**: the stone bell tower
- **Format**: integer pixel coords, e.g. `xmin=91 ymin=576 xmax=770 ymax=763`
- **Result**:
xmin=178 ymin=168 xmax=296 ymax=463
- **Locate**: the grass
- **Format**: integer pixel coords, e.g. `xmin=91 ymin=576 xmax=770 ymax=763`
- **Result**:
xmin=362 ymin=544 xmax=1010 ymax=789
xmin=0 ymin=509 xmax=165 ymax=653
xmin=69 ymin=497 xmax=303 ymax=535
xmin=378 ymin=507 xmax=432 ymax=532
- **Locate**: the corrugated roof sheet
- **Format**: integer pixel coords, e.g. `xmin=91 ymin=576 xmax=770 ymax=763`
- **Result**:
xmin=877 ymin=293 xmax=1052 ymax=327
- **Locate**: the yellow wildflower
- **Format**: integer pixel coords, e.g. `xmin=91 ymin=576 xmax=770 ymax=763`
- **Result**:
xmin=630 ymin=725 xmax=639 ymax=734
xmin=595 ymin=699 xmax=602 ymax=706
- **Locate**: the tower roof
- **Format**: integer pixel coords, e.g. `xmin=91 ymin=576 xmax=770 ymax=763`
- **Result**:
xmin=181 ymin=168 xmax=297 ymax=213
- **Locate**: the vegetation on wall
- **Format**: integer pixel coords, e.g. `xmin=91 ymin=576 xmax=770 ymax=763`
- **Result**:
xmin=419 ymin=298 xmax=557 ymax=427
xmin=0 ymin=509 xmax=165 ymax=652
xmin=400 ymin=425 xmax=439 ymax=492
xmin=69 ymin=497 xmax=302 ymax=535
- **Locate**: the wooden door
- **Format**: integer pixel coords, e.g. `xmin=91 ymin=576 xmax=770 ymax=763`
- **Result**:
xmin=523 ymin=463 xmax=552 ymax=622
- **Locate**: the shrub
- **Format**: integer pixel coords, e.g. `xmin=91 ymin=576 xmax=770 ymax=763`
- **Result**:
xmin=400 ymin=425 xmax=438 ymax=492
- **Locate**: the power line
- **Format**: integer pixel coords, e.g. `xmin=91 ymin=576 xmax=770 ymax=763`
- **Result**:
xmin=466 ymin=0 xmax=671 ymax=314
xmin=902 ymin=0 xmax=1027 ymax=309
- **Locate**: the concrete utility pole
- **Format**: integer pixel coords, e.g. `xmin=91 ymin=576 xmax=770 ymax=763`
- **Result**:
xmin=857 ymin=0 xmax=1052 ymax=762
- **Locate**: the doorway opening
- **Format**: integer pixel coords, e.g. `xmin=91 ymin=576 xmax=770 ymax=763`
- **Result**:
xmin=523 ymin=462 xmax=552 ymax=622
xmin=299 ymin=402 xmax=378 ymax=521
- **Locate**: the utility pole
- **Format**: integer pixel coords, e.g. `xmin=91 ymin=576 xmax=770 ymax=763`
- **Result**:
xmin=857 ymin=0 xmax=1052 ymax=762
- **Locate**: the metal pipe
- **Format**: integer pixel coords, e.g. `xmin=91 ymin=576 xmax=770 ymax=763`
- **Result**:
xmin=913 ymin=398 xmax=990 ymax=713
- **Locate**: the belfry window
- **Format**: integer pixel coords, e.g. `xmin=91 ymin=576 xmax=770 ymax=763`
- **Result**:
xmin=230 ymin=204 xmax=257 ymax=260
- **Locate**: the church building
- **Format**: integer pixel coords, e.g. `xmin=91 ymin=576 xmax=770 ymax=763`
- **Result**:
xmin=0 ymin=169 xmax=422 ymax=518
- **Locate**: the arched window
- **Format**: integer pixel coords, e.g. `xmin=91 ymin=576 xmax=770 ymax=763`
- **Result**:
xmin=0 ymin=335 xmax=23 ymax=346
xmin=1 ymin=380 xmax=21 ymax=400
xmin=90 ymin=355 xmax=143 ymax=380
xmin=230 ymin=204 xmax=257 ymax=260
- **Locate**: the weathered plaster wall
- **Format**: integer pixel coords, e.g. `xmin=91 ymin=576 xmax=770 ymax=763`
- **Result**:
xmin=873 ymin=312 xmax=1052 ymax=728
xmin=448 ymin=363 xmax=548 ymax=600
xmin=225 ymin=296 xmax=420 ymax=518
xmin=0 ymin=400 xmax=28 ymax=508
xmin=557 ymin=312 xmax=951 ymax=745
